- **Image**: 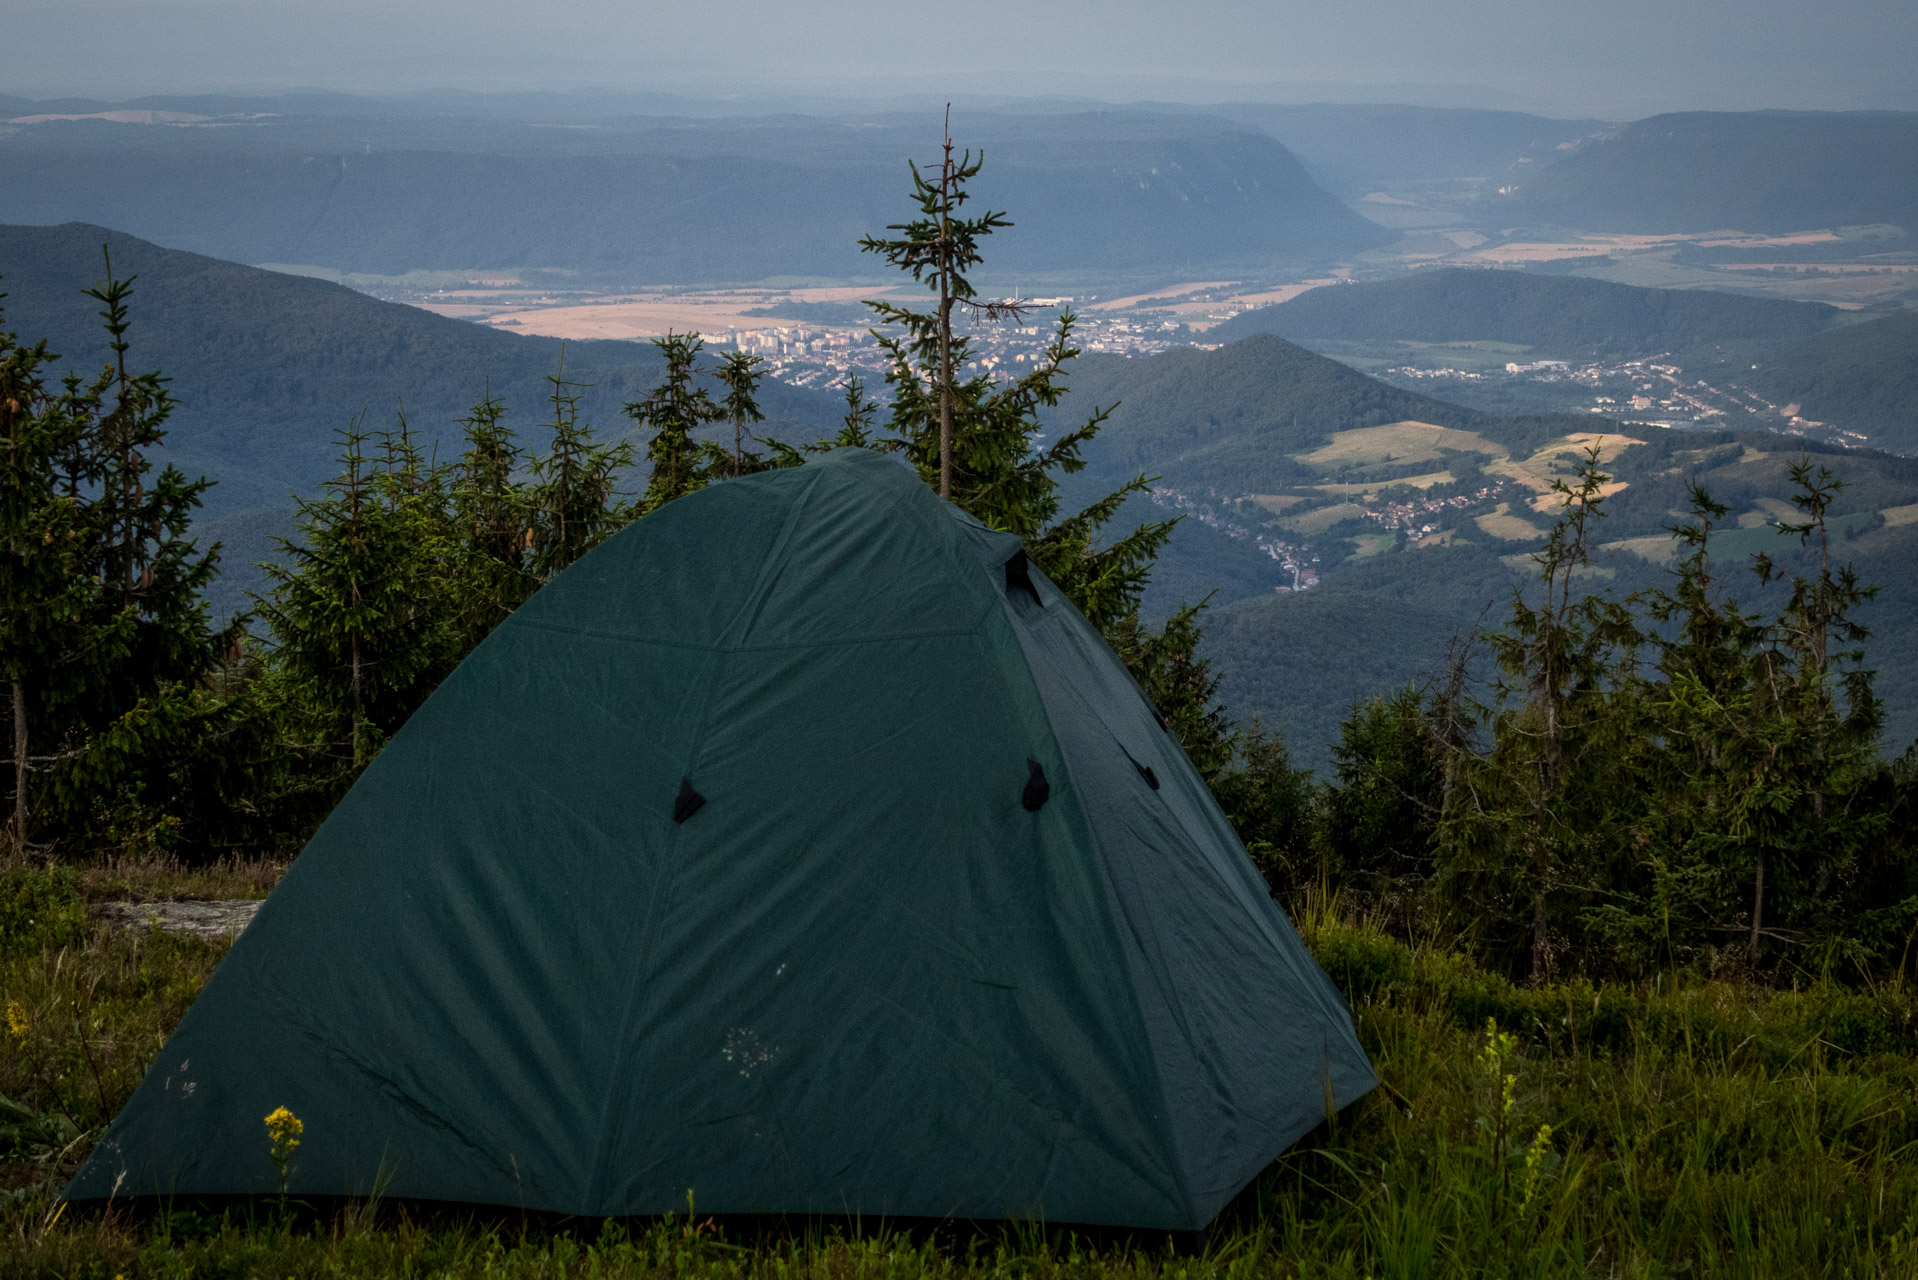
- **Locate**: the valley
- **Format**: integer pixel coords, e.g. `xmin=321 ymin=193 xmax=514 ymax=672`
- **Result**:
xmin=4 ymin=99 xmax=1914 ymax=774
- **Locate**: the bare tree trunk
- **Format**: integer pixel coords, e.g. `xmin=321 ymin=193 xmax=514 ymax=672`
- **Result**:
xmin=1748 ymin=855 xmax=1765 ymax=962
xmin=350 ymin=633 xmax=364 ymax=769
xmin=937 ymin=111 xmax=955 ymax=500
xmin=1531 ymin=882 xmax=1550 ymax=980
xmin=938 ymin=298 xmax=953 ymax=500
xmin=10 ymin=679 xmax=26 ymax=852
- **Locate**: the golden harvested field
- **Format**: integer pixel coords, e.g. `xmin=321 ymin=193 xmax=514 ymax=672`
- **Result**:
xmin=1882 ymin=503 xmax=1918 ymax=528
xmin=1297 ymin=421 xmax=1501 ymax=472
xmin=1489 ymin=433 xmax=1642 ymax=512
xmin=1314 ymin=470 xmax=1457 ymax=495
xmin=416 ymin=286 xmax=902 ymax=341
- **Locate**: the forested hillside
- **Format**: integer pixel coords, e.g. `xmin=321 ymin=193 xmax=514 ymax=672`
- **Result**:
xmin=1057 ymin=333 xmax=1595 ymax=495
xmin=1695 ymin=310 xmax=1918 ymax=445
xmin=0 ymin=223 xmax=840 ymax=608
xmin=1050 ymin=334 xmax=1918 ymax=763
xmin=1497 ymin=110 xmax=1918 ymax=233
xmin=1208 ymin=269 xmax=1840 ymax=354
xmin=0 ymin=107 xmax=1387 ymax=283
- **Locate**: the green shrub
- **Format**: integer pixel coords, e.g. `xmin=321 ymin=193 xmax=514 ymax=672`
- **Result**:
xmin=0 ymin=868 xmax=86 ymax=953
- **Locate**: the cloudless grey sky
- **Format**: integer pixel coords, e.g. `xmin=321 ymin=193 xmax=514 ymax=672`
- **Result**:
xmin=5 ymin=0 xmax=1915 ymax=118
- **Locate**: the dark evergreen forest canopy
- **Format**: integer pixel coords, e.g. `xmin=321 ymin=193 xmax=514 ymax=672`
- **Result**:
xmin=1497 ymin=110 xmax=1918 ymax=234
xmin=1208 ymin=269 xmax=1841 ymax=355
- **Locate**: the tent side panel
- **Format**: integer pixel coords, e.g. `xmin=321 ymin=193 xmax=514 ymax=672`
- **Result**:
xmin=69 ymin=621 xmax=721 ymax=1208
xmin=1000 ymin=573 xmax=1377 ymax=1222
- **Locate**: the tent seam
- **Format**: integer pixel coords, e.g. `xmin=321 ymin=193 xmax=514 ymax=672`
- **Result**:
xmin=582 ymin=472 xmax=822 ymax=1211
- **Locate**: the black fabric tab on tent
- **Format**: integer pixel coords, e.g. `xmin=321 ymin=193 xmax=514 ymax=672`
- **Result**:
xmin=1022 ymin=758 xmax=1050 ymax=811
xmin=1004 ymin=550 xmax=1043 ymax=607
xmin=1120 ymin=744 xmax=1160 ymax=790
xmin=673 ymin=777 xmax=706 ymax=824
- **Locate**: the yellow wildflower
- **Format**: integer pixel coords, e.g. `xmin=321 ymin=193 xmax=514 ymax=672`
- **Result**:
xmin=1520 ymin=1122 xmax=1555 ymax=1212
xmin=5 ymin=999 xmax=27 ymax=1047
xmin=265 ymin=1105 xmax=303 ymax=1197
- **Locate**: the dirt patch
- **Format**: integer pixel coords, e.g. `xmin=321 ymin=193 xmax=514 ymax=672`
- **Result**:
xmin=92 ymin=900 xmax=260 ymax=940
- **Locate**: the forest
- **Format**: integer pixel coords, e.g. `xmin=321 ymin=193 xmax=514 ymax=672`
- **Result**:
xmin=3 ymin=138 xmax=1918 ymax=1276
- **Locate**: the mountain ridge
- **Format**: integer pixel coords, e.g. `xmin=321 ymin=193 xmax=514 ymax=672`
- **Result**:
xmin=1208 ymin=269 xmax=1842 ymax=355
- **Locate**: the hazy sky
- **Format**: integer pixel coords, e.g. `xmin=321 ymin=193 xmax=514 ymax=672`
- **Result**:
xmin=6 ymin=0 xmax=1915 ymax=118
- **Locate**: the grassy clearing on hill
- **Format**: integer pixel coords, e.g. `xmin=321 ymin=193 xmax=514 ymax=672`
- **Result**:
xmin=0 ymin=865 xmax=1915 ymax=1277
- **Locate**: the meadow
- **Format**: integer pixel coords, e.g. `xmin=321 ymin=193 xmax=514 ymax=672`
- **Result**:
xmin=1 ymin=861 xmax=1913 ymax=1279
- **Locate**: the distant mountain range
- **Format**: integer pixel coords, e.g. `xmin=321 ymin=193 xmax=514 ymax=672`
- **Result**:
xmin=0 ymin=106 xmax=1388 ymax=284
xmin=1498 ymin=111 xmax=1918 ymax=234
xmin=1184 ymin=103 xmax=1601 ymax=198
xmin=1209 ymin=269 xmax=1841 ymax=356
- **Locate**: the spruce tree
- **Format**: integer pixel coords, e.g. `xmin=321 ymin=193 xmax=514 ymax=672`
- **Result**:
xmin=530 ymin=358 xmax=633 ymax=577
xmin=449 ymin=392 xmax=537 ymax=652
xmin=1444 ymin=449 xmax=1645 ymax=978
xmin=628 ymin=333 xmax=719 ymax=513
xmin=713 ymin=350 xmax=766 ymax=478
xmin=859 ymin=118 xmax=1173 ymax=638
xmin=0 ymin=256 xmax=237 ymax=853
xmin=256 ymin=421 xmax=453 ymax=771
xmin=0 ymin=306 xmax=91 ymax=849
xmin=859 ymin=109 xmax=1016 ymax=499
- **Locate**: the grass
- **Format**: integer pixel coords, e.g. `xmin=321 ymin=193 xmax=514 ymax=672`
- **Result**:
xmin=1281 ymin=504 xmax=1368 ymax=536
xmin=0 ymin=865 xmax=1915 ymax=1277
xmin=76 ymin=854 xmax=287 ymax=903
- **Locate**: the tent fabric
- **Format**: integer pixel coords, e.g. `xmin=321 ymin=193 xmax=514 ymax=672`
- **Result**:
xmin=67 ymin=447 xmax=1375 ymax=1229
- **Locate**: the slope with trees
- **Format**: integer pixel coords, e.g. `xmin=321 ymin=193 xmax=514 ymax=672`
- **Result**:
xmin=0 ymin=222 xmax=843 ymax=611
xmin=1208 ymin=268 xmax=1841 ymax=355
xmin=1496 ymin=110 xmax=1918 ymax=234
xmin=1689 ymin=310 xmax=1918 ymax=451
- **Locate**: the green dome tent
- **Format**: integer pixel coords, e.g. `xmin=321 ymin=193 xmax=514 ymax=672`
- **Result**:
xmin=68 ymin=447 xmax=1374 ymax=1229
